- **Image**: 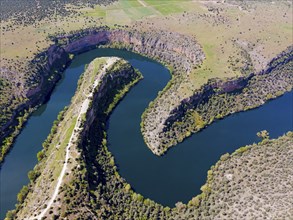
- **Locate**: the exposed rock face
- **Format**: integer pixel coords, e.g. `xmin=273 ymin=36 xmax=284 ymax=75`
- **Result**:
xmin=2 ymin=26 xmax=291 ymax=159
xmin=27 ymin=45 xmax=70 ymax=97
xmin=52 ymin=28 xmax=205 ymax=155
xmin=60 ymin=28 xmax=204 ymax=72
xmin=260 ymin=45 xmax=293 ymax=75
xmin=143 ymin=46 xmax=292 ymax=155
xmin=77 ymin=58 xmax=139 ymax=135
xmin=0 ymin=45 xmax=70 ymax=154
xmin=163 ymin=74 xmax=254 ymax=131
xmin=1 ymin=27 xmax=204 ymax=160
xmin=158 ymin=51 xmax=293 ymax=154
xmin=13 ymin=57 xmax=142 ymax=219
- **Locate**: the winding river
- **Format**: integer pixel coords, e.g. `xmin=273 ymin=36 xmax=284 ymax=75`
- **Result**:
xmin=0 ymin=48 xmax=292 ymax=218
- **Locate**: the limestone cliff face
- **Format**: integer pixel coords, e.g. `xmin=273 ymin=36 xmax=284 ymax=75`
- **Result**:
xmin=4 ymin=27 xmax=290 ymax=158
xmin=0 ymin=45 xmax=70 ymax=143
xmin=61 ymin=29 xmax=204 ymax=72
xmin=84 ymin=59 xmax=141 ymax=135
xmin=13 ymin=58 xmax=142 ymax=219
xmin=25 ymin=29 xmax=292 ymax=156
xmin=52 ymin=28 xmax=205 ymax=155
xmin=27 ymin=45 xmax=70 ymax=98
xmin=158 ymin=47 xmax=293 ymax=154
xmin=2 ymin=27 xmax=203 ymax=156
xmin=260 ymin=45 xmax=293 ymax=75
xmin=162 ymin=74 xmax=254 ymax=132
xmin=45 ymin=45 xmax=70 ymax=73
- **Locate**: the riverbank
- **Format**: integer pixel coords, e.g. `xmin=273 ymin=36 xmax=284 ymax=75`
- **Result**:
xmin=5 ymin=49 xmax=293 ymax=219
xmin=153 ymin=49 xmax=293 ymax=154
xmin=186 ymin=132 xmax=293 ymax=219
xmin=8 ymin=57 xmax=142 ymax=219
xmin=0 ymin=46 xmax=72 ymax=164
xmin=1 ymin=27 xmax=292 ymax=162
xmin=0 ymin=26 xmax=204 ymax=163
xmin=1 ymin=1 xmax=292 ymax=163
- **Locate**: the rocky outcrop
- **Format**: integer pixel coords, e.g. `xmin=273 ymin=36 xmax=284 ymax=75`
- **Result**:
xmin=18 ymin=28 xmax=293 ymax=157
xmin=3 ymin=26 xmax=291 ymax=159
xmin=1 ymin=44 xmax=70 ymax=133
xmin=162 ymin=74 xmax=254 ymax=132
xmin=56 ymin=28 xmax=204 ymax=73
xmin=85 ymin=58 xmax=142 ymax=129
xmin=1 ymin=26 xmax=204 ymax=161
xmin=260 ymin=45 xmax=293 ymax=75
xmin=53 ymin=28 xmax=205 ymax=157
xmin=0 ymin=45 xmax=70 ymax=163
xmin=27 ymin=45 xmax=70 ymax=97
xmin=154 ymin=50 xmax=293 ymax=154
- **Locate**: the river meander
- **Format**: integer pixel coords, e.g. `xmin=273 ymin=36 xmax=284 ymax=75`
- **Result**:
xmin=0 ymin=48 xmax=292 ymax=218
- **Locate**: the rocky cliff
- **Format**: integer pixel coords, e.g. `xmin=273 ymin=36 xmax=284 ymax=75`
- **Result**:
xmin=154 ymin=49 xmax=293 ymax=154
xmin=0 ymin=44 xmax=71 ymax=163
xmin=2 ymin=26 xmax=291 ymax=159
xmin=2 ymin=26 xmax=203 ymax=160
xmin=56 ymin=28 xmax=204 ymax=73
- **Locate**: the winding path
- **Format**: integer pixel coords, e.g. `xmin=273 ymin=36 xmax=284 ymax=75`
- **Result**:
xmin=34 ymin=58 xmax=118 ymax=220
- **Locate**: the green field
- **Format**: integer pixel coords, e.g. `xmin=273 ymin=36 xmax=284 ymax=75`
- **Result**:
xmin=83 ymin=0 xmax=197 ymax=20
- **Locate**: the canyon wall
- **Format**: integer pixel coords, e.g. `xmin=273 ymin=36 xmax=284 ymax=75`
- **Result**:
xmin=6 ymin=27 xmax=202 ymax=158
xmin=155 ymin=50 xmax=293 ymax=154
xmin=58 ymin=28 xmax=204 ymax=72
xmin=1 ymin=27 xmax=292 ymax=159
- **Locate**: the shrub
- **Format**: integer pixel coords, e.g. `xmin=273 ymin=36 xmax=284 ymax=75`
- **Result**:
xmin=28 ymin=170 xmax=38 ymax=182
xmin=17 ymin=185 xmax=29 ymax=203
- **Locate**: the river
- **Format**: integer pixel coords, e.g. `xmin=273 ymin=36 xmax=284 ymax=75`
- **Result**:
xmin=0 ymin=48 xmax=292 ymax=218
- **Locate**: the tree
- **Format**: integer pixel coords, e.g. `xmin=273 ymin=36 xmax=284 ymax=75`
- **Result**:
xmin=257 ymin=130 xmax=269 ymax=140
xmin=17 ymin=186 xmax=29 ymax=203
xmin=37 ymin=151 xmax=44 ymax=161
xmin=5 ymin=210 xmax=16 ymax=220
xmin=28 ymin=170 xmax=38 ymax=182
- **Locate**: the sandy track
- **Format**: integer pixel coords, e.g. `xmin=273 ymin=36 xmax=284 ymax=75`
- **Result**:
xmin=138 ymin=0 xmax=147 ymax=7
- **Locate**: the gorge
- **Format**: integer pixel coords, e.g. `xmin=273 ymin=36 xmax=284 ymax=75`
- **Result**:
xmin=1 ymin=48 xmax=292 ymax=219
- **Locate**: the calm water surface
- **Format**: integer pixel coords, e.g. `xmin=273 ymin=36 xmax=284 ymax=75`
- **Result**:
xmin=0 ymin=48 xmax=292 ymax=218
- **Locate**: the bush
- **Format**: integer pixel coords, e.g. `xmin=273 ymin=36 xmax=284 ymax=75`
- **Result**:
xmin=37 ymin=151 xmax=45 ymax=161
xmin=17 ymin=185 xmax=29 ymax=203
xmin=28 ymin=170 xmax=38 ymax=182
xmin=5 ymin=210 xmax=16 ymax=220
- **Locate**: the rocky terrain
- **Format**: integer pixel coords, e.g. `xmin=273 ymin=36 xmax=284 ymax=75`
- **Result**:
xmin=1 ymin=25 xmax=292 ymax=160
xmin=0 ymin=26 xmax=204 ymax=162
xmin=54 ymin=27 xmax=204 ymax=72
xmin=0 ymin=45 xmax=71 ymax=163
xmin=149 ymin=47 xmax=293 ymax=154
xmin=4 ymin=26 xmax=292 ymax=220
xmin=1 ymin=0 xmax=292 ymax=161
